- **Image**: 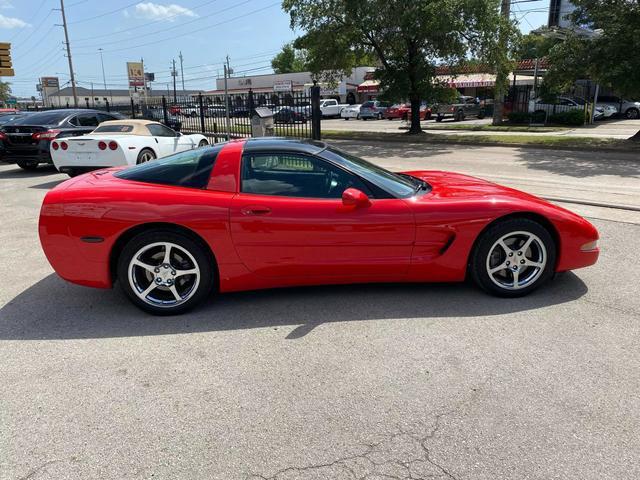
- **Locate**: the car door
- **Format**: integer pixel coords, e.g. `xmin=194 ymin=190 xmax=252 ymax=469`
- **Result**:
xmin=146 ymin=123 xmax=180 ymax=157
xmin=69 ymin=112 xmax=100 ymax=136
xmin=229 ymin=151 xmax=415 ymax=278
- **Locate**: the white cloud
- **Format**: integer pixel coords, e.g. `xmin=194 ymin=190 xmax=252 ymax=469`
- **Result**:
xmin=134 ymin=2 xmax=197 ymax=22
xmin=0 ymin=14 xmax=28 ymax=28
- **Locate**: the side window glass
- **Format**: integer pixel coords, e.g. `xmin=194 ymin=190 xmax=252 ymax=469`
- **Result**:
xmin=68 ymin=116 xmax=79 ymax=126
xmin=147 ymin=124 xmax=177 ymax=137
xmin=76 ymin=114 xmax=99 ymax=127
xmin=97 ymin=113 xmax=115 ymax=123
xmin=241 ymin=153 xmax=371 ymax=199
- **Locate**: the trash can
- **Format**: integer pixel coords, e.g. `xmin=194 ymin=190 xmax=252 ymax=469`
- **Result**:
xmin=251 ymin=107 xmax=275 ymax=137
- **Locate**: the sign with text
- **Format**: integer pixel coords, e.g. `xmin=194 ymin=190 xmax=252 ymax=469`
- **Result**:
xmin=273 ymin=80 xmax=293 ymax=92
xmin=127 ymin=62 xmax=144 ymax=87
xmin=41 ymin=77 xmax=60 ymax=88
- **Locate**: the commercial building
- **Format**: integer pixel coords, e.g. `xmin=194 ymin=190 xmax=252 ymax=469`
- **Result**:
xmin=42 ymin=86 xmax=203 ymax=108
xmin=203 ymin=66 xmax=375 ymax=104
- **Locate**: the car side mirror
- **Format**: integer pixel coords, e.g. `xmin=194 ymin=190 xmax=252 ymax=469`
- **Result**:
xmin=342 ymin=188 xmax=370 ymax=208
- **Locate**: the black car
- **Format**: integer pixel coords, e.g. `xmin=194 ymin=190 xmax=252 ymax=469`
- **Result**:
xmin=140 ymin=107 xmax=182 ymax=131
xmin=0 ymin=112 xmax=34 ymax=126
xmin=273 ymin=107 xmax=307 ymax=124
xmin=0 ymin=109 xmax=123 ymax=170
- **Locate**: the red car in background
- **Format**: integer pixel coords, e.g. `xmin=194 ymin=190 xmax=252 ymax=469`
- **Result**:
xmin=384 ymin=103 xmax=432 ymax=120
xmin=39 ymin=138 xmax=599 ymax=315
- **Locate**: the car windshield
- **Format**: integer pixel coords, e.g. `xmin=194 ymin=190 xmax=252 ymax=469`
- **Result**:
xmin=8 ymin=111 xmax=69 ymax=125
xmin=319 ymin=146 xmax=426 ymax=198
xmin=361 ymin=101 xmax=374 ymax=108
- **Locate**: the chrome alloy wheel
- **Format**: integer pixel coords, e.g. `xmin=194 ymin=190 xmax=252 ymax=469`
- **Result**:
xmin=485 ymin=231 xmax=547 ymax=291
xmin=138 ymin=150 xmax=155 ymax=163
xmin=128 ymin=242 xmax=201 ymax=308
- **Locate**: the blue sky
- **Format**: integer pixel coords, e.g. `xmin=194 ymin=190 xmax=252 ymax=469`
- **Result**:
xmin=2 ymin=0 xmax=550 ymax=98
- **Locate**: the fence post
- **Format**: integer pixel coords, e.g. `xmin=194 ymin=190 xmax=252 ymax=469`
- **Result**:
xmin=130 ymin=98 xmax=136 ymax=119
xmin=162 ymin=96 xmax=168 ymax=126
xmin=85 ymin=98 xmax=90 ymax=109
xmin=248 ymin=89 xmax=255 ymax=117
xmin=198 ymin=93 xmax=205 ymax=134
xmin=105 ymin=99 xmax=110 ymax=112
xmin=311 ymin=83 xmax=321 ymax=140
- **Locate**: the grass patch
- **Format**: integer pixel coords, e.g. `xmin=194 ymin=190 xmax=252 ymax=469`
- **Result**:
xmin=322 ymin=130 xmax=640 ymax=151
xmin=421 ymin=124 xmax=568 ymax=133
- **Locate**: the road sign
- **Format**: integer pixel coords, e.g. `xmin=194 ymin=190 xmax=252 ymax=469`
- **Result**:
xmin=0 ymin=42 xmax=13 ymax=76
xmin=6 ymin=97 xmax=16 ymax=105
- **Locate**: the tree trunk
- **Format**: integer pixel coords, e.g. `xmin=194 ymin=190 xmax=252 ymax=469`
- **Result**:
xmin=409 ymin=96 xmax=422 ymax=134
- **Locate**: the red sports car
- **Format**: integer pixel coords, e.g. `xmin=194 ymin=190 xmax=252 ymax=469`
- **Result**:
xmin=39 ymin=138 xmax=599 ymax=315
xmin=384 ymin=103 xmax=432 ymax=120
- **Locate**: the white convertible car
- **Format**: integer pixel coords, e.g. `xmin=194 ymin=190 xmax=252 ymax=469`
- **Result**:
xmin=50 ymin=119 xmax=208 ymax=176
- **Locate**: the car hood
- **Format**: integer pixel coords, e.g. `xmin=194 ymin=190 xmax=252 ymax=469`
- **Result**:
xmin=403 ymin=170 xmax=543 ymax=203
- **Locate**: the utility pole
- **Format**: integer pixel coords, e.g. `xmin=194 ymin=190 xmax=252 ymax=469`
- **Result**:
xmin=179 ymin=51 xmax=185 ymax=93
xmin=98 ymin=48 xmax=107 ymax=92
xmin=171 ymin=58 xmax=177 ymax=103
xmin=59 ymin=0 xmax=78 ymax=107
xmin=492 ymin=0 xmax=511 ymax=126
xmin=224 ymin=55 xmax=231 ymax=140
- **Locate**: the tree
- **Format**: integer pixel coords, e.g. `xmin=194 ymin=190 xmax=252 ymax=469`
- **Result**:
xmin=543 ymin=0 xmax=640 ymax=140
xmin=0 ymin=81 xmax=11 ymax=104
xmin=271 ymin=43 xmax=308 ymax=74
xmin=516 ymin=29 xmax=561 ymax=60
xmin=283 ymin=0 xmax=510 ymax=134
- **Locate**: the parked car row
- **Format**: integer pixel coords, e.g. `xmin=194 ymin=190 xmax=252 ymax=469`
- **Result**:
xmin=0 ymin=109 xmax=209 ymax=176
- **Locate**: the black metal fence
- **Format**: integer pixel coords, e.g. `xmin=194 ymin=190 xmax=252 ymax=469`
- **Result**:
xmin=33 ymin=87 xmax=322 ymax=142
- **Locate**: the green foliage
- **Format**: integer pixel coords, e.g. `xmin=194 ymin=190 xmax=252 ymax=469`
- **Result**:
xmin=516 ymin=29 xmax=561 ymax=59
xmin=545 ymin=0 xmax=640 ymax=99
xmin=282 ymin=0 xmax=512 ymax=134
xmin=548 ymin=109 xmax=585 ymax=126
xmin=271 ymin=43 xmax=308 ymax=74
xmin=507 ymin=111 xmax=530 ymax=124
xmin=0 ymin=81 xmax=11 ymax=103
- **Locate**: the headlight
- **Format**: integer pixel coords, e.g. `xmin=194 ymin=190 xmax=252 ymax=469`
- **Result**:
xmin=581 ymin=240 xmax=598 ymax=251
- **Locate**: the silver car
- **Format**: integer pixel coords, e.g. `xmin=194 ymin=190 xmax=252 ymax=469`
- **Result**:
xmin=596 ymin=95 xmax=640 ymax=119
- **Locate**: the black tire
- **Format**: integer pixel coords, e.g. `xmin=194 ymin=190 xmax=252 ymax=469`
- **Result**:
xmin=436 ymin=115 xmax=443 ymax=122
xmin=17 ymin=159 xmax=39 ymax=171
xmin=136 ymin=148 xmax=156 ymax=164
xmin=198 ymin=139 xmax=208 ymax=148
xmin=625 ymin=108 xmax=639 ymax=119
xmin=470 ymin=218 xmax=556 ymax=298
xmin=477 ymin=110 xmax=485 ymax=119
xmin=67 ymin=169 xmax=80 ymax=178
xmin=454 ymin=110 xmax=464 ymax=122
xmin=117 ymin=230 xmax=215 ymax=315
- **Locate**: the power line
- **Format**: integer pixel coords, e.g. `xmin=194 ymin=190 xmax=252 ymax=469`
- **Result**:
xmin=9 ymin=0 xmax=50 ymax=42
xmin=68 ymin=0 xmax=142 ymax=24
xmin=72 ymin=0 xmax=220 ymax=43
xmin=13 ymin=10 xmax=55 ymax=52
xmin=75 ymin=2 xmax=280 ymax=54
xmin=74 ymin=0 xmax=253 ymax=50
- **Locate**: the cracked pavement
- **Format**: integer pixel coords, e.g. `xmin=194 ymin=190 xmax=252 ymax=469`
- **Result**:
xmin=0 ymin=146 xmax=639 ymax=479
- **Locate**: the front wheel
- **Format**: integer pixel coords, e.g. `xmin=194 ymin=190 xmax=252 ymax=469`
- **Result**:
xmin=117 ymin=230 xmax=215 ymax=315
xmin=17 ymin=159 xmax=39 ymax=171
xmin=626 ymin=108 xmax=639 ymax=119
xmin=470 ymin=218 xmax=556 ymax=297
xmin=436 ymin=115 xmax=443 ymax=122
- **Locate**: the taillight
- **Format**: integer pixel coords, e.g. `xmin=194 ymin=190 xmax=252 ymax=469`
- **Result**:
xmin=60 ymin=141 xmax=68 ymax=150
xmin=98 ymin=141 xmax=107 ymax=150
xmin=450 ymin=107 xmax=455 ymax=112
xmin=108 ymin=141 xmax=117 ymax=150
xmin=0 ymin=131 xmax=6 ymax=140
xmin=32 ymin=129 xmax=61 ymax=141
xmin=51 ymin=141 xmax=59 ymax=150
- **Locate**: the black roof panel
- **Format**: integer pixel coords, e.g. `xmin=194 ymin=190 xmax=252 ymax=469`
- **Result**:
xmin=243 ymin=137 xmax=327 ymax=155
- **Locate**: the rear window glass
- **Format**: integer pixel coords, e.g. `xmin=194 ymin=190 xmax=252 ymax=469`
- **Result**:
xmin=93 ymin=124 xmax=134 ymax=133
xmin=362 ymin=101 xmax=374 ymax=108
xmin=115 ymin=145 xmax=220 ymax=189
xmin=10 ymin=111 xmax=69 ymax=125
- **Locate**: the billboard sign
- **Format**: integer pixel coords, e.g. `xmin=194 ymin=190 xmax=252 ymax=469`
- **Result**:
xmin=127 ymin=62 xmax=144 ymax=87
xmin=40 ymin=77 xmax=59 ymax=88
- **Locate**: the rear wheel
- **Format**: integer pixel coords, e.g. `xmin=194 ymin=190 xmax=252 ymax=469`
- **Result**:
xmin=137 ymin=148 xmax=156 ymax=164
xmin=436 ymin=115 xmax=443 ymax=122
xmin=198 ymin=139 xmax=208 ymax=148
xmin=470 ymin=218 xmax=556 ymax=297
xmin=625 ymin=108 xmax=639 ymax=119
xmin=16 ymin=159 xmax=39 ymax=171
xmin=117 ymin=230 xmax=215 ymax=315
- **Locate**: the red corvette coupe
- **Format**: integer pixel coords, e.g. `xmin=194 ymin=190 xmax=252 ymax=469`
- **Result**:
xmin=39 ymin=138 xmax=599 ymax=315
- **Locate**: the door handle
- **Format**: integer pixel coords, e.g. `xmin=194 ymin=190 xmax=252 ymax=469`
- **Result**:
xmin=241 ymin=206 xmax=271 ymax=216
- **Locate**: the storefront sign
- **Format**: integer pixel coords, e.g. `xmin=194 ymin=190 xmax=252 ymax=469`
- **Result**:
xmin=273 ymin=80 xmax=292 ymax=92
xmin=127 ymin=62 xmax=144 ymax=87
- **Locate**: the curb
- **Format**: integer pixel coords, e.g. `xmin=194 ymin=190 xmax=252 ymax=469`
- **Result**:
xmin=322 ymin=132 xmax=640 ymax=154
xmin=543 ymin=196 xmax=640 ymax=212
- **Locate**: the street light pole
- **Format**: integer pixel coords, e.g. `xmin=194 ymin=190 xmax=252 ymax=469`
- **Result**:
xmin=172 ymin=59 xmax=177 ymax=103
xmin=224 ymin=54 xmax=231 ymax=141
xmin=179 ymin=51 xmax=185 ymax=93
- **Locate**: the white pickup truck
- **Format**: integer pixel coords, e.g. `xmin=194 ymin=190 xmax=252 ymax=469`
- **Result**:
xmin=319 ymin=99 xmax=349 ymax=117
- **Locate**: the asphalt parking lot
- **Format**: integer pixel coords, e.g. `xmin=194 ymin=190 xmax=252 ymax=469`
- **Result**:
xmin=1 ymin=144 xmax=639 ymax=479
